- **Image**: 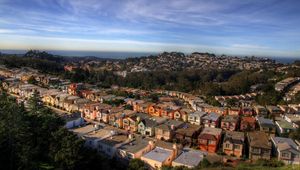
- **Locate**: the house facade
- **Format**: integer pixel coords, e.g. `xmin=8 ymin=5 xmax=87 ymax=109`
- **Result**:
xmin=247 ymin=131 xmax=272 ymax=161
xmin=202 ymin=112 xmax=220 ymax=128
xmin=271 ymin=137 xmax=300 ymax=165
xmin=188 ymin=111 xmax=207 ymax=126
xmin=222 ymin=131 xmax=244 ymax=158
xmin=221 ymin=115 xmax=239 ymax=131
xmin=198 ymin=127 xmax=222 ymax=153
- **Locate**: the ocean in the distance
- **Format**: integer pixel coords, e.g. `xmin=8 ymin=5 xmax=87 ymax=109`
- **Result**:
xmin=1 ymin=49 xmax=299 ymax=63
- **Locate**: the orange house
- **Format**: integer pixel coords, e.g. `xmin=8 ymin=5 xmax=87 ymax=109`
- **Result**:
xmin=228 ymin=107 xmax=241 ymax=116
xmin=148 ymin=105 xmax=163 ymax=117
xmin=204 ymin=106 xmax=227 ymax=115
xmin=198 ymin=127 xmax=222 ymax=153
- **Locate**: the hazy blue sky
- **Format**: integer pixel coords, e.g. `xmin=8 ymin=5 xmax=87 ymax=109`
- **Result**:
xmin=0 ymin=0 xmax=300 ymax=57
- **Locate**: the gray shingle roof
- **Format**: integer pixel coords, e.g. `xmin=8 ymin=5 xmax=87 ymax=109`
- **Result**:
xmin=173 ymin=148 xmax=207 ymax=167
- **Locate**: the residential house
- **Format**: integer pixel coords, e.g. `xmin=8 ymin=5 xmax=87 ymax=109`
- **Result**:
xmin=175 ymin=124 xmax=201 ymax=146
xmin=221 ymin=115 xmax=239 ymax=131
xmin=97 ymin=133 xmax=131 ymax=158
xmin=62 ymin=95 xmax=80 ymax=111
xmin=62 ymin=113 xmax=85 ymax=129
xmin=240 ymin=117 xmax=256 ymax=131
xmin=67 ymin=83 xmax=84 ymax=96
xmin=271 ymin=137 xmax=300 ymax=165
xmin=204 ymin=106 xmax=227 ymax=115
xmin=42 ymin=91 xmax=61 ymax=106
xmin=83 ymin=128 xmax=113 ymax=150
xmin=241 ymin=107 xmax=255 ymax=116
xmin=70 ymin=124 xmax=100 ymax=137
xmin=278 ymin=105 xmax=294 ymax=114
xmin=123 ymin=115 xmax=142 ymax=132
xmin=53 ymin=93 xmax=70 ymax=108
xmin=202 ymin=112 xmax=221 ymax=128
xmin=155 ymin=120 xmax=185 ymax=141
xmin=266 ymin=105 xmax=283 ymax=117
xmin=227 ymin=107 xmax=241 ymax=116
xmin=141 ymin=143 xmax=181 ymax=169
xmin=134 ymin=102 xmax=152 ymax=113
xmin=116 ymin=136 xmax=154 ymax=161
xmin=173 ymin=109 xmax=190 ymax=122
xmin=82 ymin=103 xmax=111 ymax=120
xmin=188 ymin=111 xmax=207 ymax=126
xmin=198 ymin=127 xmax=222 ymax=153
xmin=172 ymin=148 xmax=207 ymax=168
xmin=247 ymin=131 xmax=272 ymax=161
xmin=101 ymin=107 xmax=124 ymax=123
xmin=222 ymin=131 xmax=244 ymax=158
xmin=109 ymin=110 xmax=136 ymax=128
xmin=253 ymin=105 xmax=268 ymax=117
xmin=283 ymin=114 xmax=300 ymax=129
xmin=138 ymin=118 xmax=157 ymax=137
xmin=150 ymin=116 xmax=167 ymax=125
xmin=275 ymin=117 xmax=295 ymax=136
xmin=257 ymin=117 xmax=276 ymax=137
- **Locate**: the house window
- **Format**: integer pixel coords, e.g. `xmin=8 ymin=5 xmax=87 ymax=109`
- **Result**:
xmin=225 ymin=144 xmax=230 ymax=148
xmin=252 ymin=148 xmax=260 ymax=153
xmin=234 ymin=145 xmax=240 ymax=150
xmin=208 ymin=140 xmax=215 ymax=145
xmin=281 ymin=152 xmax=289 ymax=158
xmin=199 ymin=139 xmax=206 ymax=144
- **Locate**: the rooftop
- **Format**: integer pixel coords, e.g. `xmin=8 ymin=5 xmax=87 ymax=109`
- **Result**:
xmin=222 ymin=115 xmax=239 ymax=122
xmin=84 ymin=128 xmax=113 ymax=140
xmin=248 ymin=131 xmax=271 ymax=149
xmin=176 ymin=124 xmax=201 ymax=137
xmin=190 ymin=111 xmax=207 ymax=117
xmin=142 ymin=147 xmax=173 ymax=162
xmin=224 ymin=131 xmax=244 ymax=144
xmin=257 ymin=117 xmax=275 ymax=127
xmin=202 ymin=112 xmax=220 ymax=121
xmin=199 ymin=127 xmax=222 ymax=139
xmin=173 ymin=148 xmax=207 ymax=167
xmin=271 ymin=137 xmax=298 ymax=150
xmin=241 ymin=116 xmax=256 ymax=123
xmin=99 ymin=134 xmax=128 ymax=147
xmin=164 ymin=120 xmax=185 ymax=128
xmin=275 ymin=118 xmax=295 ymax=129
xmin=70 ymin=124 xmax=98 ymax=137
xmin=118 ymin=137 xmax=152 ymax=154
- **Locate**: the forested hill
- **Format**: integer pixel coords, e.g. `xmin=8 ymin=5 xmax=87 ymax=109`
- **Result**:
xmin=0 ymin=92 xmax=124 ymax=170
xmin=0 ymin=50 xmax=65 ymax=74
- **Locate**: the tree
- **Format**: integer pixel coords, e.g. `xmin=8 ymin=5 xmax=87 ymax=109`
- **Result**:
xmin=199 ymin=158 xmax=211 ymax=168
xmin=27 ymin=76 xmax=38 ymax=85
xmin=150 ymin=94 xmax=159 ymax=103
xmin=0 ymin=92 xmax=125 ymax=170
xmin=128 ymin=159 xmax=147 ymax=170
xmin=50 ymin=128 xmax=83 ymax=169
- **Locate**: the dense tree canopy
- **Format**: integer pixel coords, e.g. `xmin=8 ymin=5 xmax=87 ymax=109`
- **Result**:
xmin=0 ymin=92 xmax=123 ymax=170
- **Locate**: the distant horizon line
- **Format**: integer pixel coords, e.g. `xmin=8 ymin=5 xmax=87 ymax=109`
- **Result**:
xmin=0 ymin=49 xmax=300 ymax=59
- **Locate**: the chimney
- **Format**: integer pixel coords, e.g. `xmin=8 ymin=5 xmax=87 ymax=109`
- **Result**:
xmin=171 ymin=124 xmax=175 ymax=131
xmin=128 ymin=134 xmax=133 ymax=140
xmin=173 ymin=144 xmax=179 ymax=158
xmin=148 ymin=141 xmax=155 ymax=150
xmin=137 ymin=116 xmax=141 ymax=122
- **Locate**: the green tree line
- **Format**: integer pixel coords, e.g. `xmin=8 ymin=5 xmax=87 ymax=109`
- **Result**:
xmin=0 ymin=92 xmax=123 ymax=170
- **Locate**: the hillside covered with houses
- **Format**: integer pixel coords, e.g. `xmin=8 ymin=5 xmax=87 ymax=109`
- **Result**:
xmin=0 ymin=50 xmax=300 ymax=169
